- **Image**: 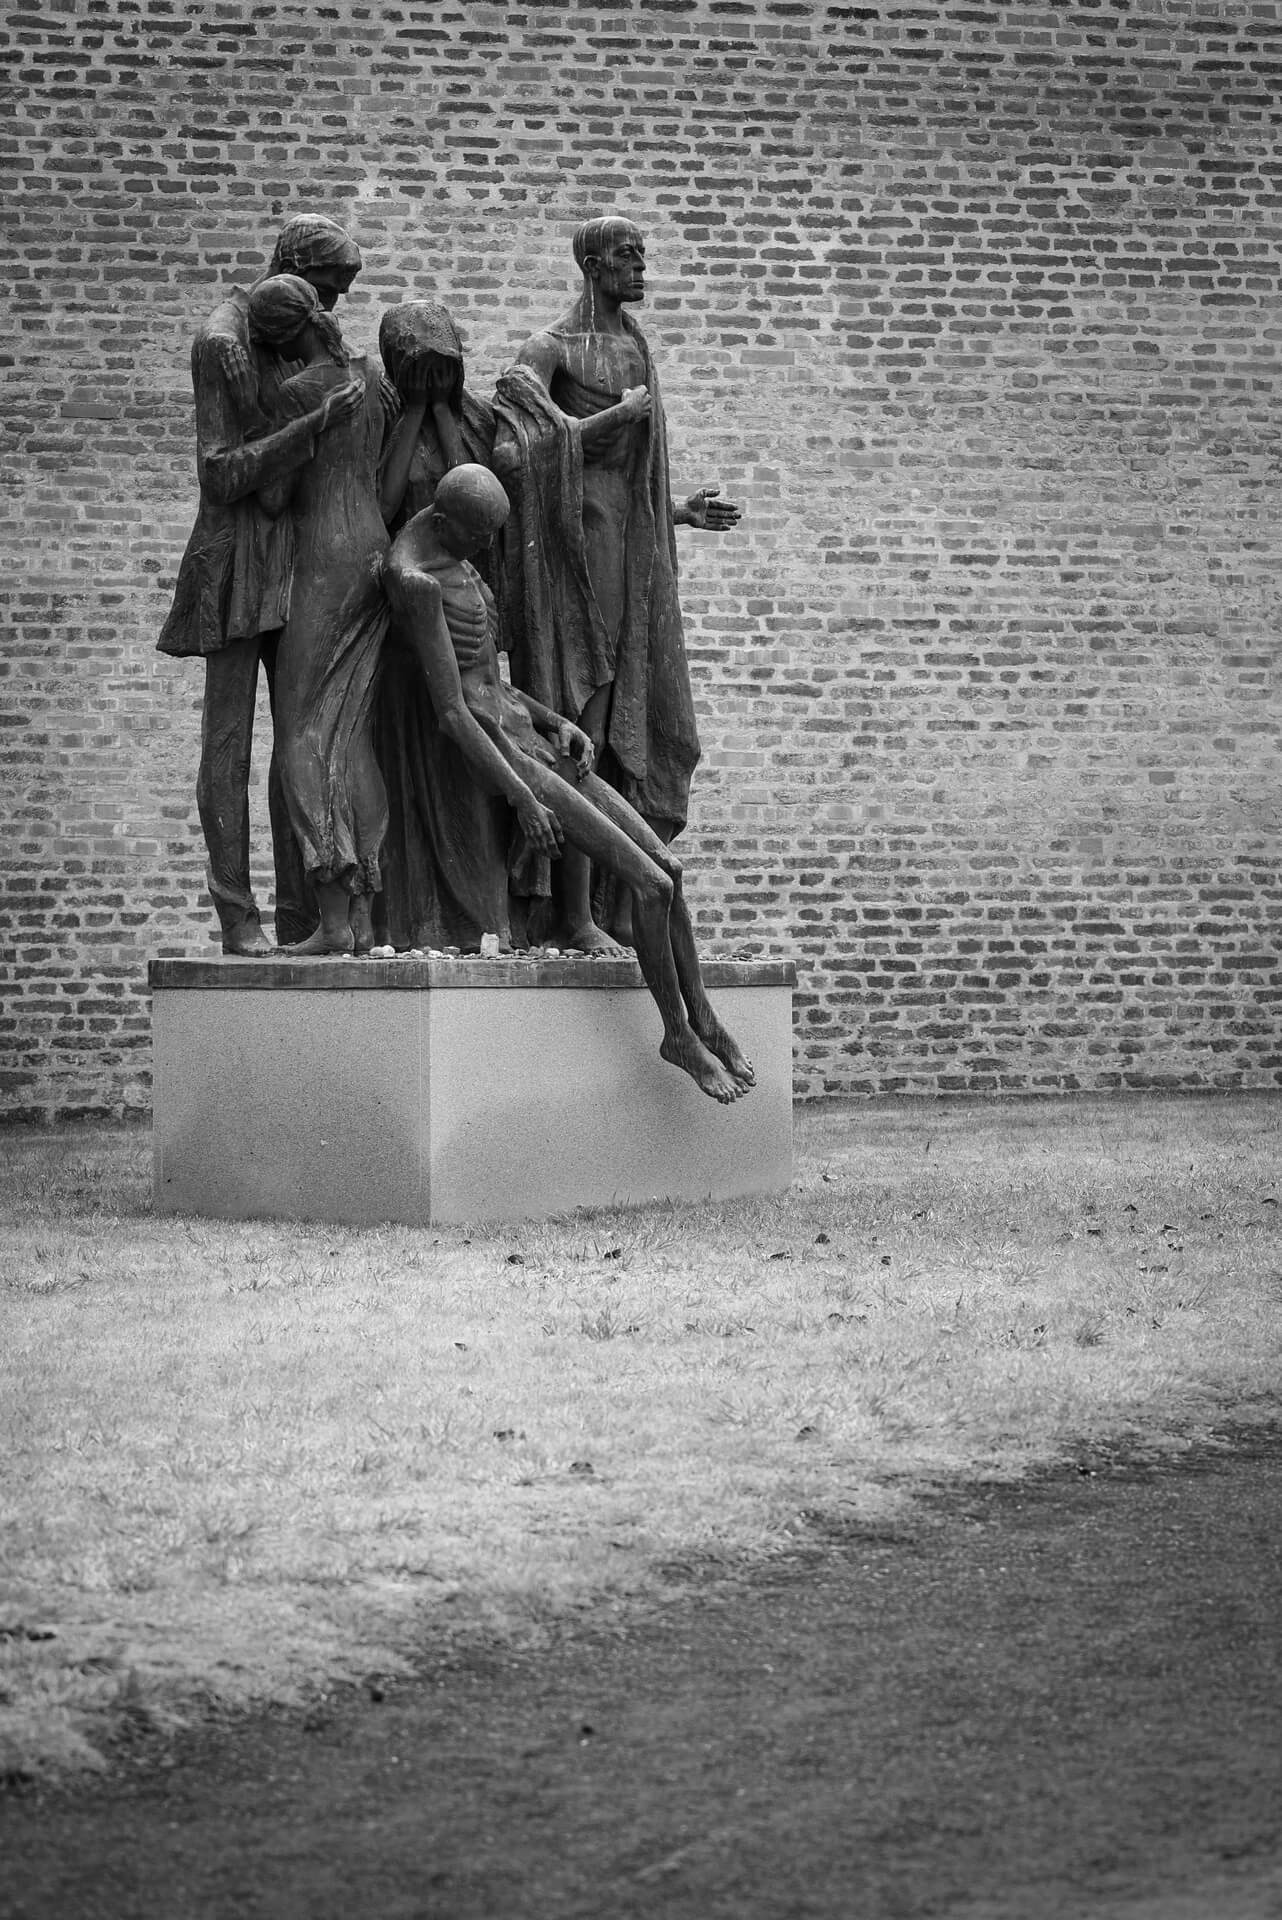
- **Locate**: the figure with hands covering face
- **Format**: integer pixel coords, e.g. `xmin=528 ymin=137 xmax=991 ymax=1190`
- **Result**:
xmin=373 ymin=302 xmax=546 ymax=952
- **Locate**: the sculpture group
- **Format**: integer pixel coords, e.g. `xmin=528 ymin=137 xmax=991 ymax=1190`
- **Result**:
xmin=159 ymin=212 xmax=752 ymax=1102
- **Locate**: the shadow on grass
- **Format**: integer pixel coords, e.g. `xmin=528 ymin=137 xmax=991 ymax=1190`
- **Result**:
xmin=1 ymin=1092 xmax=1279 ymax=1780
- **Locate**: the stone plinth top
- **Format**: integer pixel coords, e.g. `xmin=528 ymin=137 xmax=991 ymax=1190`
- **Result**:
xmin=148 ymin=954 xmax=797 ymax=993
xmin=151 ymin=953 xmax=796 ymax=1225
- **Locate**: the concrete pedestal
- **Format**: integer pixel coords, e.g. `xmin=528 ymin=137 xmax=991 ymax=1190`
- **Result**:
xmin=149 ymin=955 xmax=795 ymax=1226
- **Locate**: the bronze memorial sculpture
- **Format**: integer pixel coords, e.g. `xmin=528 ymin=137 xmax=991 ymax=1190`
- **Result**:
xmin=494 ymin=214 xmax=741 ymax=943
xmin=157 ymin=214 xmax=369 ymax=953
xmin=384 ymin=465 xmax=755 ymax=1104
xmin=151 ymin=218 xmax=785 ymax=1232
xmin=159 ymin=216 xmax=757 ymax=1098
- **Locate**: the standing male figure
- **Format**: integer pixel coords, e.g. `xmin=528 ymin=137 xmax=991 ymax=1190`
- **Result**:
xmin=494 ymin=215 xmax=740 ymax=943
xmin=158 ymin=214 xmax=369 ymax=953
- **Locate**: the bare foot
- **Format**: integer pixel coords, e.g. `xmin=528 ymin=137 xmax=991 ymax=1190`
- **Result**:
xmin=660 ymin=1029 xmax=744 ymax=1103
xmin=694 ymin=1013 xmax=756 ymax=1089
xmin=221 ymin=917 xmax=273 ymax=958
xmin=279 ymin=924 xmax=355 ymax=957
xmin=563 ymin=921 xmax=624 ymax=956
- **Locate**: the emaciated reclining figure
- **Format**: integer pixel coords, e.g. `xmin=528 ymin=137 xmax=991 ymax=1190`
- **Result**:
xmin=383 ymin=465 xmax=754 ymax=1105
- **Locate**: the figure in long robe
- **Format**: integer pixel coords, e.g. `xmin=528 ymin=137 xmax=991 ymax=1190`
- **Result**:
xmin=246 ymin=275 xmax=389 ymax=956
xmin=493 ymin=216 xmax=741 ymax=940
xmin=373 ymin=302 xmax=544 ymax=951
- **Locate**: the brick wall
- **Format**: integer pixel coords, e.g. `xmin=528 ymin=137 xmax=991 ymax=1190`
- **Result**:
xmin=2 ymin=0 xmax=1279 ymax=1119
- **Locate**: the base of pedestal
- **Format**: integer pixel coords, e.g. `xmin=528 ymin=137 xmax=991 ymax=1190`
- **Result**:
xmin=149 ymin=954 xmax=795 ymax=1226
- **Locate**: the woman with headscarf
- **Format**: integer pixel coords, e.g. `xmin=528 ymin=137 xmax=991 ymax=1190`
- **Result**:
xmin=372 ymin=303 xmax=548 ymax=951
xmin=247 ymin=272 xmax=390 ymax=955
xmin=378 ymin=302 xmax=497 ymax=534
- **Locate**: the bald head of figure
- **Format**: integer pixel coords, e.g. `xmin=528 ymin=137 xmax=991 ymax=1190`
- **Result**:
xmin=430 ymin=464 xmax=510 ymax=560
xmin=572 ymin=216 xmax=646 ymax=306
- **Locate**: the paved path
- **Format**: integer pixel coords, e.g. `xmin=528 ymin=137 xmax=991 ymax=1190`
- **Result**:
xmin=5 ymin=1429 xmax=1281 ymax=1919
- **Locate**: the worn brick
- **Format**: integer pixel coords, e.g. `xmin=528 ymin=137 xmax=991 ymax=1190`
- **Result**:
xmin=0 ymin=0 xmax=1279 ymax=1119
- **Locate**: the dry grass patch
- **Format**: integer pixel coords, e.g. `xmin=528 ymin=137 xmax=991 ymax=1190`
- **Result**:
xmin=2 ymin=1093 xmax=1279 ymax=1778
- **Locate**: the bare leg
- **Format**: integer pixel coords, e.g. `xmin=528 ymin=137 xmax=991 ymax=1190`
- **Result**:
xmin=607 ymin=872 xmax=635 ymax=949
xmin=198 ymin=639 xmax=272 ymax=954
xmin=350 ymin=893 xmax=374 ymax=955
xmin=515 ymin=759 xmax=745 ymax=1103
xmin=552 ymin=845 xmax=623 ymax=954
xmin=568 ymin=775 xmax=753 ymax=1086
xmin=281 ymin=880 xmax=354 ymax=956
xmin=607 ymin=812 xmax=677 ymax=949
xmin=665 ymin=871 xmax=755 ymax=1088
xmin=542 ymin=745 xmax=622 ymax=954
xmin=564 ymin=685 xmax=626 ymax=950
xmin=261 ymin=634 xmax=318 ymax=946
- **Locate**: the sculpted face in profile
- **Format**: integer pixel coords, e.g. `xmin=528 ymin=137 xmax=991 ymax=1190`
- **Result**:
xmin=581 ymin=217 xmax=647 ymax=316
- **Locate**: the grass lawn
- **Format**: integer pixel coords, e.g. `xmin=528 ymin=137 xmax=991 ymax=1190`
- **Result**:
xmin=2 ymin=1092 xmax=1279 ymax=1779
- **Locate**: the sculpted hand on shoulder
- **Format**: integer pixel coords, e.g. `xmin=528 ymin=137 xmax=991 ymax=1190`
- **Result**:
xmin=316 ymin=375 xmax=367 ymax=433
xmin=209 ymin=332 xmax=257 ymax=417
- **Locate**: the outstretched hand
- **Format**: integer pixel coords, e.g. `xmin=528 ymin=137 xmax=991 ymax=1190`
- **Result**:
xmin=681 ymin=485 xmax=741 ymax=532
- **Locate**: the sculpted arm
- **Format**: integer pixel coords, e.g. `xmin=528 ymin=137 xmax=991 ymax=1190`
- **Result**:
xmin=201 ymin=296 xmax=257 ymax=418
xmin=380 ymin=360 xmax=466 ymax=522
xmin=510 ymin=332 xmax=651 ymax=450
xmin=512 ymin=331 xmax=563 ymax=394
xmin=193 ymin=339 xmax=364 ymax=511
xmin=378 ymin=400 xmax=425 ymax=522
xmin=194 ymin=334 xmax=315 ymax=509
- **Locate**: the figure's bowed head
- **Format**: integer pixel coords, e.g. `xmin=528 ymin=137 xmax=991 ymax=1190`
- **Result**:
xmin=248 ymin=274 xmax=349 ymax=364
xmin=267 ymin=213 xmax=363 ymax=312
xmin=378 ymin=303 xmax=467 ymax=408
xmin=246 ymin=276 xmax=366 ymax=440
xmin=430 ymin=463 xmax=511 ymax=561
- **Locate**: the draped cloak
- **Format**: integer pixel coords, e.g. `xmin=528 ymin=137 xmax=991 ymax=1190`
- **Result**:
xmin=374 ymin=330 xmax=546 ymax=951
xmin=157 ymin=290 xmax=308 ymax=658
xmin=493 ymin=319 xmax=700 ymax=836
